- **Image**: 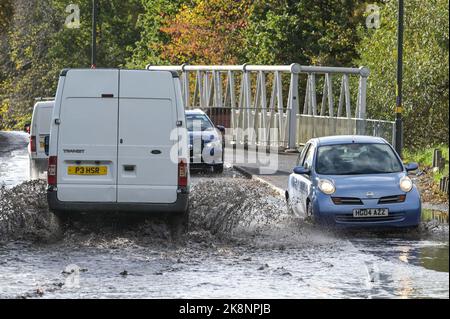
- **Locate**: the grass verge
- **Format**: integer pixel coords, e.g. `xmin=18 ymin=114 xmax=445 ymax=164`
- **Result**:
xmin=403 ymin=145 xmax=449 ymax=183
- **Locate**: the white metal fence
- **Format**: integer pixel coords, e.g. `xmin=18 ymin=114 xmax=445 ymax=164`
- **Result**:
xmin=147 ymin=64 xmax=395 ymax=149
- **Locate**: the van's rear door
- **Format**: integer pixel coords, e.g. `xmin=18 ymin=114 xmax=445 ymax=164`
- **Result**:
xmin=117 ymin=70 xmax=178 ymax=203
xmin=57 ymin=69 xmax=119 ymax=202
xmin=36 ymin=105 xmax=53 ymax=157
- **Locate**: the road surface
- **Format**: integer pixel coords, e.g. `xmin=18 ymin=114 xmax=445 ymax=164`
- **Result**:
xmin=0 ymin=132 xmax=448 ymax=299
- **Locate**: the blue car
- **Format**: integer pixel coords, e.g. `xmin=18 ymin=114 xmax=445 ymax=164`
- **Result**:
xmin=285 ymin=136 xmax=421 ymax=228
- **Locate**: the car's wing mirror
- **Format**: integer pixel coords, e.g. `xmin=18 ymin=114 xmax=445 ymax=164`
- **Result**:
xmin=216 ymin=125 xmax=225 ymax=133
xmin=405 ymin=162 xmax=419 ymax=172
xmin=44 ymin=136 xmax=50 ymax=156
xmin=24 ymin=123 xmax=31 ymax=134
xmin=293 ymin=166 xmax=311 ymax=175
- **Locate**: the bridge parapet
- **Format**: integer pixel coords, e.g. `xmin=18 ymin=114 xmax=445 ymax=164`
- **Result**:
xmin=147 ymin=64 xmax=393 ymax=149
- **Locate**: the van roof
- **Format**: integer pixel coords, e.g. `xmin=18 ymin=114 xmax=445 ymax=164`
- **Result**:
xmin=34 ymin=101 xmax=55 ymax=108
xmin=60 ymin=68 xmax=179 ymax=78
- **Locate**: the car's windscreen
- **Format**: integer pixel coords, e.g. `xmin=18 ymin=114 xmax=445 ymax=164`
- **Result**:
xmin=316 ymin=143 xmax=403 ymax=175
xmin=186 ymin=114 xmax=214 ymax=132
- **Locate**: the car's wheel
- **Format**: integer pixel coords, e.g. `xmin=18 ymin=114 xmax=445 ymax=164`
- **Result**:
xmin=169 ymin=208 xmax=189 ymax=238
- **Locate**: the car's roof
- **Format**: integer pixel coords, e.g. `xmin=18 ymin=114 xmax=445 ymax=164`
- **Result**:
xmin=186 ymin=109 xmax=206 ymax=115
xmin=312 ymin=135 xmax=388 ymax=146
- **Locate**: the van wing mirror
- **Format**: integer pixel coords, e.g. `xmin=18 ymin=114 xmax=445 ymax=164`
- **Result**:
xmin=293 ymin=166 xmax=311 ymax=175
xmin=405 ymin=162 xmax=419 ymax=172
xmin=216 ymin=125 xmax=225 ymax=133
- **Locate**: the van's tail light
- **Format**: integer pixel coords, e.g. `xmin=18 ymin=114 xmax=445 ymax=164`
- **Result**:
xmin=178 ymin=159 xmax=188 ymax=188
xmin=30 ymin=136 xmax=37 ymax=153
xmin=48 ymin=156 xmax=57 ymax=186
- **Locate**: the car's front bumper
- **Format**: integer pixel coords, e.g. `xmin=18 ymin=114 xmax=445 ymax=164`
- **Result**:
xmin=311 ymin=189 xmax=421 ymax=228
xmin=47 ymin=188 xmax=189 ymax=214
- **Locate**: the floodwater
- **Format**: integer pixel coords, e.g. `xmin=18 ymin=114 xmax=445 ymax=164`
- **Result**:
xmin=0 ymin=131 xmax=448 ymax=299
xmin=0 ymin=131 xmax=30 ymax=186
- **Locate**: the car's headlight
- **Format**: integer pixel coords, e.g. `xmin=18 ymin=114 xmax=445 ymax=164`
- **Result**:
xmin=400 ymin=176 xmax=413 ymax=192
xmin=318 ymin=179 xmax=336 ymax=195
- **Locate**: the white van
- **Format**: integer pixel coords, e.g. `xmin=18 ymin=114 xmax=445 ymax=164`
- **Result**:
xmin=47 ymin=69 xmax=189 ymax=229
xmin=27 ymin=99 xmax=54 ymax=179
xmin=28 ymin=100 xmax=54 ymax=161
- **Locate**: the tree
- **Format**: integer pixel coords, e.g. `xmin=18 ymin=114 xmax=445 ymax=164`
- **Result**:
xmin=0 ymin=0 xmax=13 ymax=85
xmin=127 ymin=0 xmax=188 ymax=68
xmin=358 ymin=0 xmax=449 ymax=148
xmin=0 ymin=0 xmax=13 ymax=127
xmin=148 ymin=0 xmax=364 ymax=66
xmin=0 ymin=0 xmax=13 ymax=32
xmin=49 ymin=0 xmax=143 ymax=69
xmin=1 ymin=0 xmax=143 ymax=129
xmin=244 ymin=0 xmax=366 ymax=66
xmin=157 ymin=0 xmax=252 ymax=65
xmin=0 ymin=0 xmax=59 ymax=128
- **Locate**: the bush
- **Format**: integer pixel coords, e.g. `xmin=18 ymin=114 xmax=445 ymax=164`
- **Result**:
xmin=357 ymin=0 xmax=449 ymax=149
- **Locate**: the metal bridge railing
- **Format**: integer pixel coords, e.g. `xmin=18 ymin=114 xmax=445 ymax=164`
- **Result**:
xmin=146 ymin=64 xmax=395 ymax=149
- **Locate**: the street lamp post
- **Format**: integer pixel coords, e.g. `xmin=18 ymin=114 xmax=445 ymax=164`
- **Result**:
xmin=91 ymin=0 xmax=98 ymax=68
xmin=395 ymin=0 xmax=404 ymax=157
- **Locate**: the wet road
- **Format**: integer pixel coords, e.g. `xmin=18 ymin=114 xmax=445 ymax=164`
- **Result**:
xmin=0 ymin=131 xmax=448 ymax=299
xmin=0 ymin=131 xmax=30 ymax=187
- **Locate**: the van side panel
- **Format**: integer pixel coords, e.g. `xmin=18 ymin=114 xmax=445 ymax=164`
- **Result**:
xmin=29 ymin=102 xmax=53 ymax=159
xmin=57 ymin=70 xmax=119 ymax=203
xmin=29 ymin=105 xmax=39 ymax=156
xmin=117 ymin=70 xmax=178 ymax=204
xmin=36 ymin=105 xmax=53 ymax=157
xmin=48 ymin=77 xmax=66 ymax=158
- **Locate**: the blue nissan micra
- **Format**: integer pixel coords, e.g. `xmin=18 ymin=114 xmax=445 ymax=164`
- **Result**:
xmin=286 ymin=136 xmax=421 ymax=228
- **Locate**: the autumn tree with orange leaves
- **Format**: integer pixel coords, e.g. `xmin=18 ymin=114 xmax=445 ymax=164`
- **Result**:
xmin=159 ymin=0 xmax=252 ymax=65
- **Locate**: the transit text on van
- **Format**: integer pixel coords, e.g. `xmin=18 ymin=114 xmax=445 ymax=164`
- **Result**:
xmin=63 ymin=149 xmax=85 ymax=154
